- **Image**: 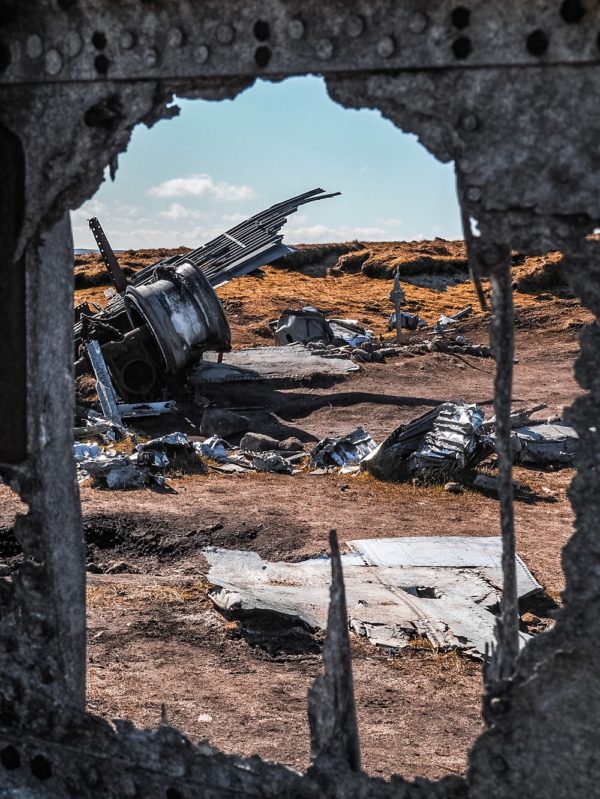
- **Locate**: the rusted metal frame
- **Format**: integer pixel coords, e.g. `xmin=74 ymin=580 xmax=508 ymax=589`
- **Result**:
xmin=88 ymin=217 xmax=128 ymax=294
xmin=487 ymin=255 xmax=519 ymax=683
xmin=0 ymin=124 xmax=27 ymax=467
xmin=2 ymin=0 xmax=600 ymax=87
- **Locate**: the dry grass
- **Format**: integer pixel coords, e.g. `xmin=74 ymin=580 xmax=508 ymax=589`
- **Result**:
xmin=73 ymin=238 xmax=571 ymax=349
xmin=87 ymin=579 xmax=208 ymax=609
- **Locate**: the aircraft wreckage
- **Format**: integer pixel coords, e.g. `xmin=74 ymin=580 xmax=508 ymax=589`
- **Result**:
xmin=74 ymin=188 xmax=339 ymax=414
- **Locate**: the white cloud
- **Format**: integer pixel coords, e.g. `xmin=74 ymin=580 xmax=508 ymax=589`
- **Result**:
xmin=159 ymin=203 xmax=193 ymax=220
xmin=71 ymin=199 xmax=106 ymax=221
xmin=285 ymin=215 xmax=388 ymax=243
xmin=148 ymin=173 xmax=255 ymax=202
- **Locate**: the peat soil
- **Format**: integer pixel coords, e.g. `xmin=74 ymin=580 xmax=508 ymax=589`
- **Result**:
xmin=0 ymin=243 xmax=588 ymax=780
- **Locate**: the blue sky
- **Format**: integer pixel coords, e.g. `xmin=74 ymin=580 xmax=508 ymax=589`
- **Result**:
xmin=71 ymin=76 xmax=462 ymax=250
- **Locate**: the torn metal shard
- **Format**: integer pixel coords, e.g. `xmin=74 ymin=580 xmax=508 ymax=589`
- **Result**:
xmin=85 ymin=339 xmax=122 ymax=426
xmin=203 ymin=536 xmax=540 ymax=659
xmin=119 ymin=401 xmax=177 ymax=419
xmin=251 ymin=452 xmax=294 ymax=474
xmin=511 ymin=423 xmax=578 ymax=466
xmin=311 ymin=427 xmax=377 ymax=469
xmin=271 ymin=306 xmax=372 ymax=350
xmin=346 ymin=536 xmax=541 ymax=597
xmin=193 ymin=343 xmax=358 ymax=386
xmin=363 ymin=401 xmax=489 ymax=482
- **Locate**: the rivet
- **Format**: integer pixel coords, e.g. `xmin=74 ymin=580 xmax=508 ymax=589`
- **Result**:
xmin=409 ymin=12 xmax=428 ymax=34
xmin=491 ymin=755 xmax=509 ymax=774
xmin=459 ymin=157 xmax=474 ymax=174
xmin=461 ymin=112 xmax=479 ymax=132
xmin=216 ymin=23 xmax=235 ymax=45
xmin=120 ymin=31 xmax=135 ymax=50
xmin=478 ymin=243 xmax=506 ymax=268
xmin=377 ymin=35 xmax=396 ymax=58
xmin=288 ymin=19 xmax=305 ymax=40
xmin=83 ymin=767 xmax=100 ymax=787
xmin=167 ymin=27 xmax=184 ymax=48
xmin=45 ymin=48 xmax=63 ymax=75
xmin=316 ymin=37 xmax=334 ymax=60
xmin=489 ymin=695 xmax=509 ymax=714
xmin=143 ymin=48 xmax=158 ymax=67
xmin=193 ymin=44 xmax=210 ymax=64
xmin=467 ymin=186 xmax=482 ymax=202
xmin=346 ymin=14 xmax=365 ymax=38
xmin=26 ymin=34 xmax=43 ymax=59
xmin=65 ymin=31 xmax=82 ymax=57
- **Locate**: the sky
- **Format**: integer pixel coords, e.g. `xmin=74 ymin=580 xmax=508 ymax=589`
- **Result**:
xmin=71 ymin=75 xmax=462 ymax=250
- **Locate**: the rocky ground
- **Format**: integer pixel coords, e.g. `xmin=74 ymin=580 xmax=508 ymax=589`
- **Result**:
xmin=0 ymin=239 xmax=588 ymax=780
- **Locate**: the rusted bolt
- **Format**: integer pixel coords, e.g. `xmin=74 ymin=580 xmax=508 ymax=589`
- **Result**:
xmin=377 ymin=35 xmax=396 ymax=58
xmin=346 ymin=14 xmax=365 ymax=38
xmin=216 ymin=23 xmax=235 ymax=45
xmin=45 ymin=49 xmax=63 ymax=75
xmin=26 ymin=34 xmax=43 ymax=59
xmin=120 ymin=31 xmax=135 ymax=50
xmin=409 ymin=12 xmax=428 ymax=33
xmin=489 ymin=695 xmax=509 ymax=715
xmin=167 ymin=27 xmax=184 ymax=48
xmin=478 ymin=242 xmax=508 ymax=268
xmin=491 ymin=755 xmax=509 ymax=774
xmin=193 ymin=44 xmax=209 ymax=64
xmin=143 ymin=48 xmax=158 ymax=67
xmin=83 ymin=767 xmax=100 ymax=787
xmin=65 ymin=31 xmax=82 ymax=57
xmin=316 ymin=37 xmax=334 ymax=60
xmin=467 ymin=186 xmax=482 ymax=202
xmin=461 ymin=112 xmax=479 ymax=131
xmin=288 ymin=19 xmax=305 ymax=40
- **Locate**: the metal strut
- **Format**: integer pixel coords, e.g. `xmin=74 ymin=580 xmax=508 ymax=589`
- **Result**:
xmin=88 ymin=216 xmax=129 ymax=294
xmin=488 ymin=256 xmax=520 ymax=683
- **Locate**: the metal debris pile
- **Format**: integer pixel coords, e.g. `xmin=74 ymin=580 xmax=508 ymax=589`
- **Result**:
xmin=75 ymin=432 xmax=201 ymax=488
xmin=363 ymin=401 xmax=491 ymax=482
xmin=268 ymin=302 xmax=492 ymax=363
xmin=75 ymin=401 xmax=578 ymax=490
xmin=74 ymin=189 xmax=340 ymax=409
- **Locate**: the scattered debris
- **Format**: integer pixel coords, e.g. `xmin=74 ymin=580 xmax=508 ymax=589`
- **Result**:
xmin=204 ymin=536 xmax=541 ymax=658
xmin=387 ymin=311 xmax=424 ymax=332
xmin=272 ymin=306 xmax=336 ymax=346
xmin=310 ymin=427 xmax=377 ymax=471
xmin=433 ymin=305 xmax=472 ymax=333
xmin=196 ymin=435 xmax=231 ymax=463
xmin=251 ymin=452 xmax=294 ymax=475
xmin=271 ymin=306 xmax=373 ymax=349
xmin=511 ymin=423 xmax=578 ymax=466
xmin=363 ymin=402 xmax=490 ymax=482
xmin=83 ymin=456 xmax=150 ymax=490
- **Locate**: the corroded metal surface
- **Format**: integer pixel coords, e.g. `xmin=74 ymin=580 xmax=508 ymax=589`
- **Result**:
xmin=0 ymin=1 xmax=599 ymax=796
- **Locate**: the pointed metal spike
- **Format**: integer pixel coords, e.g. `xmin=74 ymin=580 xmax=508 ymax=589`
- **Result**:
xmin=160 ymin=702 xmax=169 ymax=726
xmin=307 ymin=530 xmax=361 ymax=772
